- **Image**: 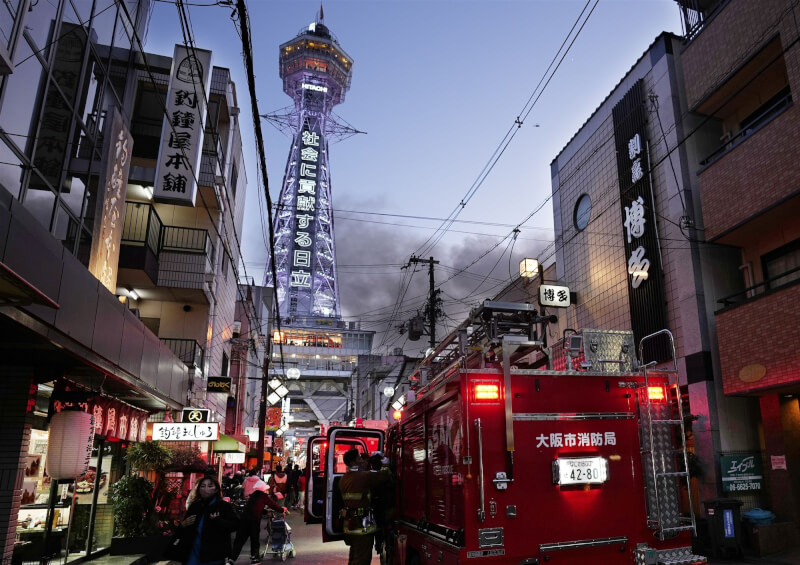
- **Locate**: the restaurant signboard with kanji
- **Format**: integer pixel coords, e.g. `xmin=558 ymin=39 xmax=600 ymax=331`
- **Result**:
xmin=152 ymin=422 xmax=220 ymax=441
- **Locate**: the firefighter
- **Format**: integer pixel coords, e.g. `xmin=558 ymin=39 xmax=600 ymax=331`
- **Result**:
xmin=339 ymin=449 xmax=389 ymax=565
xmin=368 ymin=452 xmax=394 ymax=558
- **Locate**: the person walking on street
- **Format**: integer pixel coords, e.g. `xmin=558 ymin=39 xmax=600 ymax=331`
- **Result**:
xmin=268 ymin=464 xmax=289 ymax=507
xmin=339 ymin=449 xmax=389 ymax=565
xmin=232 ymin=480 xmax=287 ymax=563
xmin=295 ymin=470 xmax=306 ymax=510
xmin=242 ymin=469 xmax=262 ymax=498
xmin=171 ymin=476 xmax=239 ymax=565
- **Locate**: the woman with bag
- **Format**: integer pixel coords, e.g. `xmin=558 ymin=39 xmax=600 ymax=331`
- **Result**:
xmin=165 ymin=476 xmax=239 ymax=565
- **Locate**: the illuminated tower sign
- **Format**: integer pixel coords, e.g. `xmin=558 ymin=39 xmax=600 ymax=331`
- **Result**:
xmin=266 ymin=18 xmax=355 ymax=320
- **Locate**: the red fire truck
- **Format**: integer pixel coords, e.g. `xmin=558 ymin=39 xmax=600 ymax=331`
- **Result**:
xmin=305 ymin=301 xmax=706 ymax=565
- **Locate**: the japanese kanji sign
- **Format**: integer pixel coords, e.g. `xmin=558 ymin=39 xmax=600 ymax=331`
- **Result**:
xmin=88 ymin=108 xmax=133 ymax=293
xmin=539 ymin=284 xmax=571 ymax=308
xmin=152 ymin=422 xmax=220 ymax=441
xmin=289 ymin=125 xmax=322 ymax=288
xmin=153 ymin=45 xmax=212 ymax=206
xmin=612 ymin=79 xmax=668 ymax=361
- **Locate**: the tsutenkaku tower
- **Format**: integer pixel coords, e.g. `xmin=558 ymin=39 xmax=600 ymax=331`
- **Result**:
xmin=267 ymin=16 xmax=354 ymax=321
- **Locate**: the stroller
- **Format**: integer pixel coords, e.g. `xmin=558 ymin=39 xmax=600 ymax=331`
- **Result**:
xmin=262 ymin=510 xmax=295 ymax=561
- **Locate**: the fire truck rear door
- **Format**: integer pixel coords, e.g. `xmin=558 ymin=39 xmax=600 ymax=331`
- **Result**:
xmin=323 ymin=426 xmax=385 ymax=540
xmin=304 ymin=435 xmax=326 ymax=524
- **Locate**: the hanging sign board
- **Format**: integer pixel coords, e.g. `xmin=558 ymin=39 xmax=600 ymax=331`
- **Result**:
xmin=207 ymin=376 xmax=232 ymax=393
xmin=225 ymin=452 xmax=245 ymax=464
xmin=152 ymin=422 xmax=219 ymax=441
xmin=245 ymin=427 xmax=259 ymax=442
xmin=153 ymin=44 xmax=212 ymax=206
xmin=539 ymin=284 xmax=571 ymax=308
xmin=182 ymin=408 xmax=210 ymax=423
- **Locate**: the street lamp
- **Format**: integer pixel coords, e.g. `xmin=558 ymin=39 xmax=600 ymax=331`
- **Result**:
xmin=519 ymin=258 xmax=539 ymax=279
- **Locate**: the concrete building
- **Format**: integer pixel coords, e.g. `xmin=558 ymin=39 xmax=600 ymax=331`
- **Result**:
xmin=549 ymin=32 xmax=756 ymax=515
xmin=0 ymin=0 xmax=250 ymax=559
xmin=676 ymin=0 xmax=800 ymax=541
xmin=355 ymin=352 xmax=420 ymax=422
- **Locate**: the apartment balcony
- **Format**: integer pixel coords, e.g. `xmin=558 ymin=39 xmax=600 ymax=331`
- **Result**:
xmin=695 ymin=95 xmax=799 ymax=242
xmin=119 ymin=201 xmax=216 ymax=303
xmin=161 ymin=337 xmax=205 ymax=377
xmin=715 ymin=269 xmax=800 ymax=395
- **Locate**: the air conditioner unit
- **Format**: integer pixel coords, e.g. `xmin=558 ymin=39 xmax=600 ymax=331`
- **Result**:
xmin=232 ymin=321 xmax=242 ymax=337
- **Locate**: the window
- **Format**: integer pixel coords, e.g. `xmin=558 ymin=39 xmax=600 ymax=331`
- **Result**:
xmin=221 ymin=352 xmax=229 ymax=377
xmin=574 ymin=194 xmax=591 ymax=231
xmin=230 ymin=161 xmax=238 ymax=199
xmin=762 ymin=239 xmax=800 ymax=290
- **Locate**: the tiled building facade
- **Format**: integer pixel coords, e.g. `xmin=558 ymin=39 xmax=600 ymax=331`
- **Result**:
xmin=549 ymin=33 xmax=760 ymax=512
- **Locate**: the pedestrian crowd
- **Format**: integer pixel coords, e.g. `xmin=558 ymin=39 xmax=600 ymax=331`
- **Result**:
xmin=163 ymin=463 xmax=306 ymax=565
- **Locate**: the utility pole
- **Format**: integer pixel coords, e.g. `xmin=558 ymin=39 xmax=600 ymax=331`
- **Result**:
xmin=409 ymin=256 xmax=439 ymax=350
xmin=257 ymin=355 xmax=268 ymax=473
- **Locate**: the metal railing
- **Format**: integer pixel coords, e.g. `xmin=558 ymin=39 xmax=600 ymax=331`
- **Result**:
xmin=161 ymin=338 xmax=204 ymax=373
xmin=699 ymin=90 xmax=792 ymax=168
xmin=122 ymin=201 xmax=163 ymax=255
xmin=717 ymin=265 xmax=800 ymax=310
xmin=678 ymin=0 xmax=726 ymax=42
xmin=122 ymin=201 xmax=214 ymax=261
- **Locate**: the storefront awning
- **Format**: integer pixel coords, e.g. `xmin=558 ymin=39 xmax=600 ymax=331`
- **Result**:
xmin=212 ymin=434 xmax=247 ymax=453
xmin=0 ymin=260 xmax=59 ymax=308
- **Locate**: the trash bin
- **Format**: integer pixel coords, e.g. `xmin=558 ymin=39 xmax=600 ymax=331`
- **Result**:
xmin=743 ymin=508 xmax=776 ymax=525
xmin=703 ymin=498 xmax=743 ymax=558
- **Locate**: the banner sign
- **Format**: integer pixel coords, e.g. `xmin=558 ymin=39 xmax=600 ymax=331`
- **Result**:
xmin=612 ymin=79 xmax=668 ymax=361
xmin=152 ymin=422 xmax=220 ymax=441
xmin=153 ymin=44 xmax=212 ymax=205
xmin=539 ymin=284 xmax=571 ymax=308
xmin=244 ymin=427 xmax=259 ymax=442
xmin=265 ymin=407 xmax=282 ymax=431
xmin=88 ymin=107 xmax=132 ymax=293
xmin=207 ymin=376 xmax=232 ymax=394
xmin=721 ymin=453 xmax=763 ymax=492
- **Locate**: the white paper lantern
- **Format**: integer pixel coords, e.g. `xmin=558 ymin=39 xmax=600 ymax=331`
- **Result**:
xmin=47 ymin=411 xmax=94 ymax=479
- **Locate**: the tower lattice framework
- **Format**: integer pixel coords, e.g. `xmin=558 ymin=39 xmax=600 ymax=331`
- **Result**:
xmin=266 ymin=19 xmax=355 ymax=321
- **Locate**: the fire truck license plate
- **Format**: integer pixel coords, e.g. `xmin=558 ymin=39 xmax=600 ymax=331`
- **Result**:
xmin=553 ymin=456 xmax=609 ymax=485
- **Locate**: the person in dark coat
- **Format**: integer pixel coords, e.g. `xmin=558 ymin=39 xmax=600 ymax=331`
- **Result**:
xmin=339 ymin=449 xmax=390 ymax=565
xmin=180 ymin=476 xmax=239 ymax=565
xmin=232 ymin=480 xmax=287 ymax=563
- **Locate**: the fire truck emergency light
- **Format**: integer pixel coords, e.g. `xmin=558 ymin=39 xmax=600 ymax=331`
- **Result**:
xmin=647 ymin=386 xmax=666 ymax=402
xmin=473 ymin=382 xmax=501 ymax=401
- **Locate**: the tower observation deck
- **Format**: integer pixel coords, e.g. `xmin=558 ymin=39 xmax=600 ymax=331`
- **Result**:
xmin=266 ymin=19 xmax=354 ymax=322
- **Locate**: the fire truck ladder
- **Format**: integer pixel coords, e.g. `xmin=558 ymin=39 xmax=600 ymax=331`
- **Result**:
xmin=639 ymin=329 xmax=697 ymax=541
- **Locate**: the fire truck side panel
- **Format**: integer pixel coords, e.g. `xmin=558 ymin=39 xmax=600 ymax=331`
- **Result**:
xmin=426 ymin=394 xmax=464 ymax=531
xmin=394 ymin=369 xmax=691 ymax=564
xmin=399 ymin=412 xmax=428 ymax=523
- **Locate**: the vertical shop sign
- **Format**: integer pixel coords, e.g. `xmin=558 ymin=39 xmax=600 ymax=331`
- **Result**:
xmin=153 ymin=45 xmax=212 ymax=206
xmin=88 ymin=108 xmax=133 ymax=292
xmin=612 ymin=79 xmax=668 ymax=361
